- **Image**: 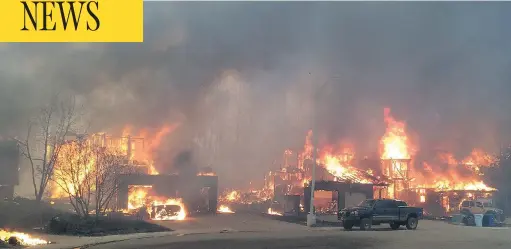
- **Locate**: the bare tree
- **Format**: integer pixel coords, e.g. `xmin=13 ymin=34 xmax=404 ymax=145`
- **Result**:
xmin=52 ymin=138 xmax=96 ymax=218
xmin=94 ymin=148 xmax=134 ymax=220
xmin=16 ymin=94 xmax=80 ymax=202
xmin=51 ymin=137 xmax=134 ymax=219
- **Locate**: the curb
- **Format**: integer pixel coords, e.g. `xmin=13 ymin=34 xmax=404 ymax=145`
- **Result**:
xmin=38 ymin=231 xmax=178 ymax=249
xmin=41 ymin=229 xmax=248 ymax=249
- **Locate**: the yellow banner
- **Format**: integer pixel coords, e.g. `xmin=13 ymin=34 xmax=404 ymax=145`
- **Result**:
xmin=0 ymin=0 xmax=144 ymax=42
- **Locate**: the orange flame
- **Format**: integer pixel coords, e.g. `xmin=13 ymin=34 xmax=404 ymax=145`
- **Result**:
xmin=380 ymin=108 xmax=414 ymax=160
xmin=319 ymin=145 xmax=373 ymax=183
xmin=127 ymin=186 xmax=187 ymax=220
xmin=378 ymin=108 xmax=495 ymax=195
xmin=128 ymin=185 xmax=153 ymax=210
xmin=217 ymin=205 xmax=235 ymax=213
xmin=0 ymin=230 xmax=49 ymax=246
xmin=151 ymin=197 xmax=187 ymax=221
xmin=49 ymin=125 xmax=177 ymax=199
xmin=225 ymin=190 xmax=241 ymax=202
xmin=197 ymin=172 xmax=216 ymax=176
xmin=462 ymin=148 xmax=496 ymax=174
xmin=267 ymin=208 xmax=283 ymax=216
xmin=299 ymin=130 xmax=313 ymax=169
xmin=123 ymin=124 xmax=179 ymax=175
xmin=51 ymin=140 xmax=97 ymax=198
xmin=438 ymin=152 xmax=458 ymax=166
xmin=416 ymin=150 xmax=496 ymax=191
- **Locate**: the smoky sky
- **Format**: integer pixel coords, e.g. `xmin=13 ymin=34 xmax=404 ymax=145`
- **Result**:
xmin=3 ymin=2 xmax=511 ymax=189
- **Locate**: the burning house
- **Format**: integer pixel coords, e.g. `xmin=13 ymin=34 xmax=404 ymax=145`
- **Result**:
xmin=376 ymin=109 xmax=497 ymax=216
xmin=48 ymin=125 xmax=219 ymax=220
xmin=257 ymin=107 xmax=498 ymax=217
xmin=404 ymin=151 xmax=497 ymax=216
xmin=118 ymin=173 xmax=218 ymax=219
xmin=260 ymin=134 xmax=385 ymax=215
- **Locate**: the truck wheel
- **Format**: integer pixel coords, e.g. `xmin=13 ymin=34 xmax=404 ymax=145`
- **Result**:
xmin=343 ymin=222 xmax=354 ymax=230
xmin=390 ymin=222 xmax=400 ymax=230
xmin=359 ymin=218 xmax=372 ymax=231
xmin=405 ymin=217 xmax=418 ymax=230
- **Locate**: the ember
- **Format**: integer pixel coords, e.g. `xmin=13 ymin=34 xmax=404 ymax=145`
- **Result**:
xmin=0 ymin=230 xmax=48 ymax=246
xmin=224 ymin=190 xmax=241 ymax=202
xmin=197 ymin=172 xmax=216 ymax=176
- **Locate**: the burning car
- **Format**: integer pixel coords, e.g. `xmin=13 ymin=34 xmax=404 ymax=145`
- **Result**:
xmin=151 ymin=203 xmax=184 ymax=220
xmin=150 ymin=198 xmax=187 ymax=220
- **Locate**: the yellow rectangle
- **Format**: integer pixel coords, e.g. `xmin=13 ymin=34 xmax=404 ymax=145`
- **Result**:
xmin=0 ymin=0 xmax=143 ymax=42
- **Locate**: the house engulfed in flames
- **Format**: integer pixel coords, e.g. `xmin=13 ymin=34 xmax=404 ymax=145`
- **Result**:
xmin=49 ymin=125 xmax=218 ymax=220
xmin=257 ymin=107 xmax=497 ymax=217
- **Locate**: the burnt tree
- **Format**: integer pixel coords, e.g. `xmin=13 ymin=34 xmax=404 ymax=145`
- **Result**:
xmin=16 ymin=94 xmax=81 ymax=203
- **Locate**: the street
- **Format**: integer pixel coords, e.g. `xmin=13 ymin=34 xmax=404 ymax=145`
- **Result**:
xmin=151 ymin=213 xmax=311 ymax=233
xmin=90 ymin=235 xmax=374 ymax=249
xmin=81 ymin=214 xmax=511 ymax=249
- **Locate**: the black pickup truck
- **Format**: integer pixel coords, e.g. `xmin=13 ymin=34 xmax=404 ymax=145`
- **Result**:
xmin=338 ymin=199 xmax=423 ymax=231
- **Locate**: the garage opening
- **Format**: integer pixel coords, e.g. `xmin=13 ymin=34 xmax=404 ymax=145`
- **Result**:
xmin=313 ymin=190 xmax=337 ymax=214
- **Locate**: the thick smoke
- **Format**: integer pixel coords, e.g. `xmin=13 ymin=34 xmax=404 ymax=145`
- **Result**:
xmin=2 ymin=2 xmax=511 ymax=190
xmin=172 ymin=150 xmax=195 ymax=175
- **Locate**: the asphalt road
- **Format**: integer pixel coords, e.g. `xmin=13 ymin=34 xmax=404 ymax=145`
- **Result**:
xmin=99 ymin=235 xmax=375 ymax=249
xmin=85 ymin=214 xmax=511 ymax=249
xmin=151 ymin=213 xmax=310 ymax=233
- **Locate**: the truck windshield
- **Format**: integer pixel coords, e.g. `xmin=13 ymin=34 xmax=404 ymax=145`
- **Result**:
xmin=358 ymin=200 xmax=376 ymax=207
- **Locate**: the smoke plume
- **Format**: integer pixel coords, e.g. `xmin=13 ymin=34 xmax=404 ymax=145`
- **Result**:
xmin=2 ymin=2 xmax=511 ymax=190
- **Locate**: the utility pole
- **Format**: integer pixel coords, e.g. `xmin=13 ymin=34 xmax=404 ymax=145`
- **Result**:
xmin=307 ymin=104 xmax=318 ymax=226
xmin=307 ymin=74 xmax=340 ymax=227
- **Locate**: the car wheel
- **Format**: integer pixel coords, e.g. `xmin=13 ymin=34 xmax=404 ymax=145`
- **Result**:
xmin=359 ymin=218 xmax=372 ymax=231
xmin=390 ymin=222 xmax=400 ymax=230
xmin=405 ymin=217 xmax=418 ymax=230
xmin=343 ymin=222 xmax=354 ymax=230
